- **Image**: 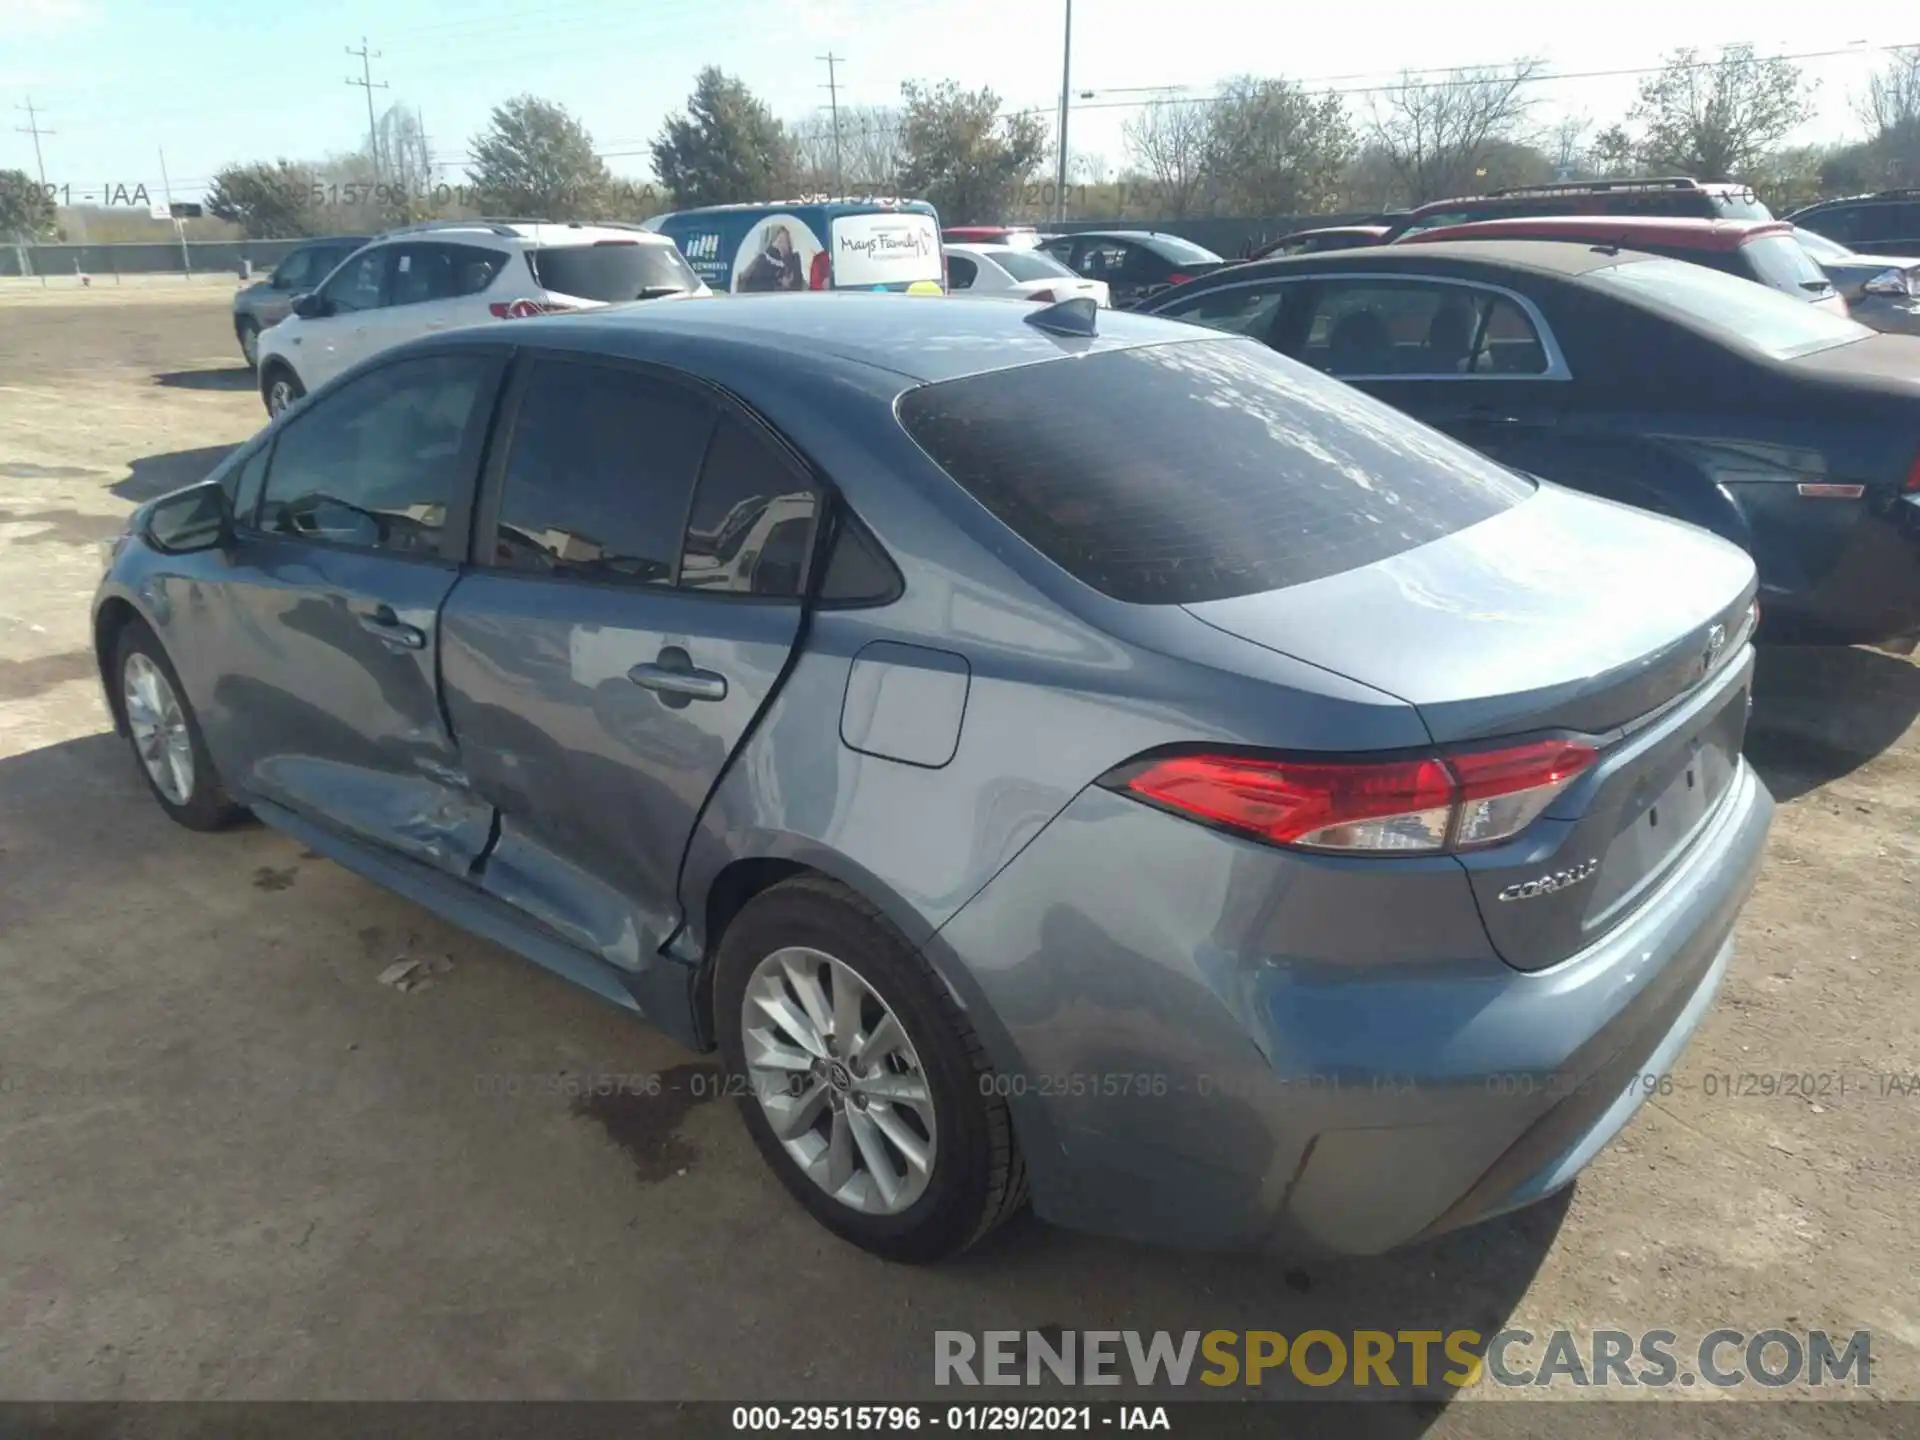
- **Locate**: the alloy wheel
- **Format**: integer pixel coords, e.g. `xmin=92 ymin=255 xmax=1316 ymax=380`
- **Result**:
xmin=266 ymin=377 xmax=294 ymax=415
xmin=741 ymin=945 xmax=937 ymax=1216
xmin=123 ymin=651 xmax=194 ymax=805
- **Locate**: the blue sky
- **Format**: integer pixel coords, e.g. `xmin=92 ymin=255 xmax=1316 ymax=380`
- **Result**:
xmin=4 ymin=0 xmax=1916 ymax=204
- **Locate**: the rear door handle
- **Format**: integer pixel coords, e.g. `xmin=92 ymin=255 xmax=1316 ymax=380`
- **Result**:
xmin=629 ymin=648 xmax=727 ymax=702
xmin=354 ymin=603 xmax=426 ymax=650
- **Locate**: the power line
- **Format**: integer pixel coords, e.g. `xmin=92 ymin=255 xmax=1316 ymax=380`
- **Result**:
xmin=346 ymin=37 xmax=389 ymax=181
xmin=14 ymin=98 xmax=54 ymax=188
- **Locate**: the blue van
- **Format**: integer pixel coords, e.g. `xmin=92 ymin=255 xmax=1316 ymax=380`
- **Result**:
xmin=647 ymin=198 xmax=944 ymax=294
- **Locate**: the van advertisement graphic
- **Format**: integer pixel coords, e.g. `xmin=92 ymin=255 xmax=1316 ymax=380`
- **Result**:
xmin=831 ymin=212 xmax=943 ymax=289
xmin=730 ymin=214 xmax=826 ymax=293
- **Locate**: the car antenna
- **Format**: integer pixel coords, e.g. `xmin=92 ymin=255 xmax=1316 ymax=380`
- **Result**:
xmin=1024 ymin=295 xmax=1099 ymax=337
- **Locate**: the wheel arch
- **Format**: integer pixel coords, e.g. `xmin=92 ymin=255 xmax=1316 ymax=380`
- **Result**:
xmin=93 ymin=595 xmax=145 ymax=734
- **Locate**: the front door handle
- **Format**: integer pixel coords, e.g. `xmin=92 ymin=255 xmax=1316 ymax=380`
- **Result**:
xmin=355 ymin=604 xmax=426 ymax=650
xmin=629 ymin=648 xmax=727 ymax=702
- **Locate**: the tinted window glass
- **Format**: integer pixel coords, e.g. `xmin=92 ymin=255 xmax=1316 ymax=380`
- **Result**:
xmin=989 ymin=248 xmax=1072 ymax=282
xmin=946 ymin=254 xmax=979 ymax=289
xmin=259 ymin=354 xmax=490 ymax=554
xmin=226 ymin=442 xmax=271 ymax=525
xmin=1588 ymin=256 xmax=1869 ymax=358
xmin=274 ymin=249 xmax=312 ymax=289
xmin=527 ymin=242 xmax=700 ymax=302
xmin=450 ymin=244 xmax=507 ymax=295
xmin=1741 ymin=234 xmax=1834 ymax=299
xmin=389 ymin=244 xmax=459 ymax=306
xmin=678 ymin=416 xmax=818 ymax=598
xmin=1160 ymin=281 xmax=1292 ymax=340
xmin=1792 ymin=226 xmax=1850 ymax=262
xmin=819 ymin=514 xmax=900 ymax=604
xmin=897 ymin=339 xmax=1533 ymax=604
xmin=493 ymin=361 xmax=714 ymax=584
xmin=1301 ymin=281 xmax=1549 ymax=377
xmin=319 ymin=248 xmax=387 ymax=313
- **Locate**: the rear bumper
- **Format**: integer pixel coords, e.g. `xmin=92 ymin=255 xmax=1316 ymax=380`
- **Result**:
xmin=931 ymin=759 xmax=1774 ymax=1253
xmin=1746 ymin=493 xmax=1920 ymax=646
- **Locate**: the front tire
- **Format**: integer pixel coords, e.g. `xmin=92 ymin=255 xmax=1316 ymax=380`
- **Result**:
xmin=115 ymin=619 xmax=245 ymax=831
xmin=261 ymin=363 xmax=303 ymax=417
xmin=715 ymin=876 xmax=1027 ymax=1263
xmin=236 ymin=318 xmax=260 ymax=369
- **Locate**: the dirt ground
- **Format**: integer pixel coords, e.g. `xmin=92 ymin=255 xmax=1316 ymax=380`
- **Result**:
xmin=1 ymin=285 xmax=1916 ymax=1428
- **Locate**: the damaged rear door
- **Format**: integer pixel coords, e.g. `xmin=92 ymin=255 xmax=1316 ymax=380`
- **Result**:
xmin=438 ymin=353 xmax=821 ymax=973
xmin=205 ymin=348 xmax=507 ymax=873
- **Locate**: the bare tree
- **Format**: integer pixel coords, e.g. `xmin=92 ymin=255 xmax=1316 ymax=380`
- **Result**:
xmin=1547 ymin=114 xmax=1591 ymax=178
xmin=790 ymin=106 xmax=904 ymax=194
xmin=1857 ymin=45 xmax=1920 ymax=186
xmin=1631 ymin=46 xmax=1811 ymax=182
xmin=1122 ymin=98 xmax=1213 ymax=217
xmin=1366 ymin=61 xmax=1543 ymax=204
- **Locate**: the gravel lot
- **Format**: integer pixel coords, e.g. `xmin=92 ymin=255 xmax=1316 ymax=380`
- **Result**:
xmin=1 ymin=283 xmax=1916 ymax=1429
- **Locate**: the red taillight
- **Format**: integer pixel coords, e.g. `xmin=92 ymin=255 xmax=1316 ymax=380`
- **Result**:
xmin=1905 ymin=450 xmax=1920 ymax=494
xmin=809 ymin=252 xmax=831 ymax=291
xmin=1113 ymin=739 xmax=1598 ymax=855
xmin=1027 ymin=288 xmax=1056 ymax=304
xmin=489 ymin=299 xmax=567 ymax=319
xmin=1165 ymin=271 xmax=1192 ymax=287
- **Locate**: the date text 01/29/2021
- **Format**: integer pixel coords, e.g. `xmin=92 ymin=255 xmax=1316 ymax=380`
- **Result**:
xmin=730 ymin=1406 xmax=1169 ymax=1432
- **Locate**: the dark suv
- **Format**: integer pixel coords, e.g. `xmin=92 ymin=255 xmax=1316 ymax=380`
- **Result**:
xmin=1787 ymin=190 xmax=1920 ymax=258
xmin=1381 ymin=178 xmax=1773 ymax=244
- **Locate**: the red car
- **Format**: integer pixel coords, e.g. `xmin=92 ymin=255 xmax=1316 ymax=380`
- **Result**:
xmin=1401 ymin=216 xmax=1850 ymax=316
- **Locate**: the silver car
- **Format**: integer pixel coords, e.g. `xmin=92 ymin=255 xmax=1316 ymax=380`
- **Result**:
xmin=231 ymin=236 xmax=371 ymax=368
xmin=93 ymin=294 xmax=1773 ymax=1261
xmin=1794 ymin=226 xmax=1920 ymax=335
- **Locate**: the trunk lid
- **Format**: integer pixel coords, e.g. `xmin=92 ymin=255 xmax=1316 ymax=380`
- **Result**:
xmin=1184 ymin=483 xmax=1759 ymax=970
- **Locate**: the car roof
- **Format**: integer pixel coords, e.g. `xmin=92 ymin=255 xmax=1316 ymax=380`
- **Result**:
xmin=1401 ymin=215 xmax=1791 ymax=252
xmin=656 ymin=198 xmax=936 ymax=216
xmin=1284 ymin=224 xmax=1389 ymax=239
xmin=1211 ymin=238 xmax=1658 ymax=280
xmin=461 ymin=290 xmax=1197 ymax=385
xmin=1402 ymin=178 xmax=1746 ymax=217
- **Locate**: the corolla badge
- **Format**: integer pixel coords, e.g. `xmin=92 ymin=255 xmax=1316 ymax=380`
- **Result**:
xmin=1497 ymin=858 xmax=1600 ymax=902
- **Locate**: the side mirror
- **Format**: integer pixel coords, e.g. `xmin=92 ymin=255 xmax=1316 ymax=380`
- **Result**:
xmin=292 ymin=293 xmax=331 ymax=319
xmin=142 ymin=479 xmax=234 ymax=555
xmin=1862 ymin=268 xmax=1916 ymax=299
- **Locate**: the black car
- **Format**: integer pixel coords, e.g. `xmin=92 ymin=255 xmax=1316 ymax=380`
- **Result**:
xmin=1141 ymin=240 xmax=1920 ymax=648
xmin=1382 ymin=177 xmax=1772 ymax=244
xmin=1788 ymin=190 xmax=1920 ymax=259
xmin=1036 ymin=230 xmax=1225 ymax=308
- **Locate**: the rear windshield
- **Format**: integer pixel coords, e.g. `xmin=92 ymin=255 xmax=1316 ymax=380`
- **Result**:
xmin=1741 ymin=233 xmax=1835 ymax=298
xmin=1151 ymin=234 xmax=1222 ymax=264
xmin=987 ymin=248 xmax=1072 ymax=281
xmin=1791 ymin=226 xmax=1850 ymax=263
xmin=896 ymin=338 xmax=1533 ymax=605
xmin=528 ymin=241 xmax=700 ymax=302
xmin=1588 ymin=256 xmax=1868 ymax=359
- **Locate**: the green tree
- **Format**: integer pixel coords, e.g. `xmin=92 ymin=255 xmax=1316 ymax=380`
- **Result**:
xmin=469 ymin=95 xmax=612 ymax=220
xmin=651 ymin=67 xmax=796 ymax=207
xmin=205 ymin=161 xmax=320 ymax=239
xmin=896 ymin=81 xmax=1046 ymax=225
xmin=1631 ymin=46 xmax=1811 ymax=181
xmin=1 ymin=168 xmax=59 ymax=240
xmin=1204 ymin=77 xmax=1354 ymax=216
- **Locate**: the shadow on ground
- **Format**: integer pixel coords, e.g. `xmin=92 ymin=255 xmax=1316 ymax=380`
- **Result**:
xmin=154 ymin=367 xmax=255 ymax=393
xmin=112 ymin=444 xmax=238 ymax=503
xmin=1745 ymin=645 xmax=1920 ymax=802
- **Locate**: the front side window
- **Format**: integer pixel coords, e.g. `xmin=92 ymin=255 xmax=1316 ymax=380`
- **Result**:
xmin=258 ymin=354 xmax=491 ymax=555
xmin=897 ymin=338 xmax=1533 ymax=605
xmin=491 ymin=360 xmax=715 ymax=585
xmin=319 ymin=248 xmax=388 ymax=314
xmin=1299 ymin=280 xmax=1551 ymax=377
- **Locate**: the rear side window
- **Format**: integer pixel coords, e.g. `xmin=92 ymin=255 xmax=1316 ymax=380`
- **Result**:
xmin=1740 ymin=234 xmax=1833 ymax=299
xmin=897 ymin=339 xmax=1534 ymax=605
xmin=946 ymin=255 xmax=979 ymax=289
xmin=677 ymin=416 xmax=819 ymax=598
xmin=492 ymin=360 xmax=714 ymax=583
xmin=527 ymin=242 xmax=700 ymax=303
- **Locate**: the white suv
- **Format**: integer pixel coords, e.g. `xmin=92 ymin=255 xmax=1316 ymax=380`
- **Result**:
xmin=255 ymin=220 xmax=708 ymax=416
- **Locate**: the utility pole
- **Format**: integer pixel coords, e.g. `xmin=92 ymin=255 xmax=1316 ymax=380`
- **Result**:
xmin=14 ymin=98 xmax=53 ymax=187
xmin=819 ymin=54 xmax=845 ymax=197
xmin=1054 ymin=0 xmax=1072 ymax=225
xmin=158 ymin=147 xmax=191 ymax=280
xmin=346 ymin=37 xmax=389 ymax=183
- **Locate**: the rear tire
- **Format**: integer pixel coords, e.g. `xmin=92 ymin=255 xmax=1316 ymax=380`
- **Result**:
xmin=261 ymin=363 xmax=303 ymax=417
xmin=715 ymin=875 xmax=1027 ymax=1263
xmin=115 ymin=619 xmax=245 ymax=832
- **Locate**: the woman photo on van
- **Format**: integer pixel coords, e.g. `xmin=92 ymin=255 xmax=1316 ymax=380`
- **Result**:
xmin=738 ymin=224 xmax=804 ymax=292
